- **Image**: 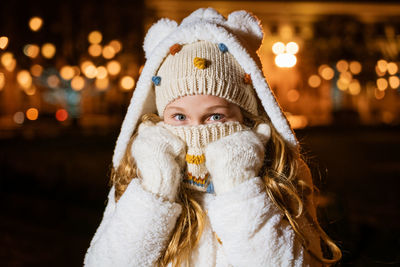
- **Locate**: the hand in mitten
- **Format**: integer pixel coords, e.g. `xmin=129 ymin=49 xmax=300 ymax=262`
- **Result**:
xmin=205 ymin=129 xmax=265 ymax=194
xmin=131 ymin=122 xmax=186 ymax=202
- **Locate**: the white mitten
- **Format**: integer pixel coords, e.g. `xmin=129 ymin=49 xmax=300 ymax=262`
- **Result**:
xmin=205 ymin=130 xmax=265 ymax=194
xmin=131 ymin=122 xmax=186 ymax=202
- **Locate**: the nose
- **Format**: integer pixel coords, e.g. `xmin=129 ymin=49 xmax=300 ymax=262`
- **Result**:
xmin=189 ymin=119 xmax=203 ymax=126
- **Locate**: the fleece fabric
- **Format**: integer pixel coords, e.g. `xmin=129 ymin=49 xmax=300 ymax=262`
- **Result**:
xmin=84 ymin=177 xmax=322 ymax=267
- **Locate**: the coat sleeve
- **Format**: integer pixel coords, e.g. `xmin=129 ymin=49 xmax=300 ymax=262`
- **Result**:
xmin=208 ymin=177 xmax=322 ymax=267
xmin=84 ymin=179 xmax=182 ymax=267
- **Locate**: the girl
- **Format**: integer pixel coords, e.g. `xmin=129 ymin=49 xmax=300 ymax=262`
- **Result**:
xmin=84 ymin=8 xmax=341 ymax=267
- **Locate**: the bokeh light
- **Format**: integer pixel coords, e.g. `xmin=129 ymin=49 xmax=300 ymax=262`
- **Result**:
xmin=107 ymin=60 xmax=121 ymax=76
xmin=377 ymin=59 xmax=388 ymax=73
xmin=30 ymin=64 xmax=43 ymax=77
xmin=336 ymin=60 xmax=348 ymax=72
xmin=71 ymin=76 xmax=85 ymax=91
xmin=377 ymin=78 xmax=388 ymax=91
xmin=23 ymin=44 xmax=40 ymax=58
xmin=120 ymin=76 xmax=135 ymax=91
xmin=95 ymin=77 xmax=109 ymax=90
xmin=387 ymin=62 xmax=398 ymax=75
xmin=287 ymin=89 xmax=300 ymax=102
xmin=88 ymin=31 xmax=102 ymax=44
xmin=275 ymin=54 xmax=297 ymax=68
xmin=102 ymin=45 xmax=116 ymax=59
xmin=0 ymin=36 xmax=9 ymax=50
xmin=308 ymin=75 xmax=321 ymax=88
xmin=56 ymin=109 xmax=68 ymax=122
xmin=88 ymin=44 xmax=102 ymax=57
xmin=13 ymin=111 xmax=25 ymax=124
xmin=348 ymin=79 xmax=361 ymax=95
xmin=47 ymin=75 xmax=60 ymax=88
xmin=272 ymin=42 xmax=285 ymax=55
xmin=286 ymin=42 xmax=299 ymax=54
xmin=1 ymin=52 xmax=17 ymax=72
xmin=109 ymin=40 xmax=122 ymax=53
xmin=29 ymin=17 xmax=43 ymax=32
xmin=41 ymin=43 xmax=56 ymax=59
xmin=349 ymin=61 xmax=362 ymax=75
xmin=96 ymin=66 xmax=108 ymax=79
xmin=60 ymin=66 xmax=75 ymax=80
xmin=17 ymin=70 xmax=32 ymax=89
xmin=389 ymin=76 xmax=399 ymax=89
xmin=26 ymin=108 xmax=39 ymax=120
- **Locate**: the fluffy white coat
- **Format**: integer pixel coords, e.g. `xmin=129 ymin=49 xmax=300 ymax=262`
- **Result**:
xmin=84 ymin=177 xmax=321 ymax=266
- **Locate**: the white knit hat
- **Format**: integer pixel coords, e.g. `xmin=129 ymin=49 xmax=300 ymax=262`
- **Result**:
xmin=112 ymin=7 xmax=298 ymax=168
xmin=154 ymin=41 xmax=258 ymax=116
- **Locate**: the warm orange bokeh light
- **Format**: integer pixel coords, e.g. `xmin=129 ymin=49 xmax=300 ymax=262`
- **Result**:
xmin=56 ymin=109 xmax=68 ymax=121
xmin=26 ymin=108 xmax=39 ymax=120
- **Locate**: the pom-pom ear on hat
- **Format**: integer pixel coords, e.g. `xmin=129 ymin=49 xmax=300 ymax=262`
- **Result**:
xmin=143 ymin=18 xmax=178 ymax=59
xmin=180 ymin=7 xmax=226 ymax=26
xmin=226 ymin=10 xmax=264 ymax=51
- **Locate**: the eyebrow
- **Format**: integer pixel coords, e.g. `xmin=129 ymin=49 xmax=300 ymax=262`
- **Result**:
xmin=166 ymin=105 xmax=230 ymax=112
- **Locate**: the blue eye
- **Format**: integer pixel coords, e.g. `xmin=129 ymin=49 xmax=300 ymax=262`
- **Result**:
xmin=173 ymin=114 xmax=186 ymax=121
xmin=209 ymin=114 xmax=224 ymax=121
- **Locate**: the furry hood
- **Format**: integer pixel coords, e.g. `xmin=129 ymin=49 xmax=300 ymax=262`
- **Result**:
xmin=112 ymin=7 xmax=298 ymax=168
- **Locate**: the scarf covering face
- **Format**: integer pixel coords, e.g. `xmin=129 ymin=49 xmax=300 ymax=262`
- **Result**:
xmin=160 ymin=121 xmax=248 ymax=193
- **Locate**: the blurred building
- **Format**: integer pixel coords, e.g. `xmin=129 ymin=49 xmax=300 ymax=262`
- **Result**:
xmin=0 ymin=0 xmax=399 ymax=137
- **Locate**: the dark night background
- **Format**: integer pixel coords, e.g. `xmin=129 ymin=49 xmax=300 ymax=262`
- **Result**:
xmin=0 ymin=0 xmax=399 ymax=266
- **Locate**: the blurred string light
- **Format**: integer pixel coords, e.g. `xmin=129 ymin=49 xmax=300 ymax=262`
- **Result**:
xmin=13 ymin=111 xmax=25 ymax=124
xmin=0 ymin=72 xmax=5 ymax=90
xmin=102 ymin=45 xmax=116 ymax=59
xmin=47 ymin=74 xmax=60 ymax=88
xmin=109 ymin=40 xmax=122 ymax=53
xmin=24 ymin=85 xmax=36 ymax=96
xmin=120 ymin=76 xmax=135 ymax=91
xmin=336 ymin=60 xmax=348 ymax=72
xmin=16 ymin=70 xmax=32 ymax=89
xmin=107 ymin=60 xmax=121 ymax=76
xmin=30 ymin=64 xmax=43 ymax=77
xmin=0 ymin=36 xmax=9 ymax=50
xmin=88 ymin=44 xmax=102 ymax=57
xmin=71 ymin=76 xmax=85 ymax=91
xmin=96 ymin=66 xmax=108 ymax=79
xmin=60 ymin=65 xmax=75 ymax=80
xmin=272 ymin=41 xmax=298 ymax=68
xmin=349 ymin=61 xmax=362 ymax=75
xmin=287 ymin=89 xmax=300 ymax=102
xmin=41 ymin=43 xmax=56 ymax=59
xmin=55 ymin=109 xmax=68 ymax=122
xmin=377 ymin=59 xmax=388 ymax=73
xmin=95 ymin=77 xmax=109 ymax=91
xmin=308 ymin=75 xmax=321 ymax=88
xmin=88 ymin=31 xmax=102 ymax=44
xmin=23 ymin=44 xmax=40 ymax=58
xmin=387 ymin=62 xmax=398 ymax=75
xmin=26 ymin=108 xmax=39 ymax=120
xmin=1 ymin=52 xmax=16 ymax=72
xmin=389 ymin=76 xmax=399 ymax=89
xmin=29 ymin=17 xmax=43 ymax=32
xmin=377 ymin=78 xmax=388 ymax=91
xmin=348 ymin=79 xmax=361 ymax=95
xmin=318 ymin=64 xmax=334 ymax=80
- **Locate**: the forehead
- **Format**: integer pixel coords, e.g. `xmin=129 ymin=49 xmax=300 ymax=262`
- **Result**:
xmin=165 ymin=95 xmax=232 ymax=110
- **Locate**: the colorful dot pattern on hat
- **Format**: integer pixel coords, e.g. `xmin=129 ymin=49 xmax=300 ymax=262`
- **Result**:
xmin=169 ymin=43 xmax=182 ymax=55
xmin=193 ymin=57 xmax=207 ymax=69
xmin=218 ymin=43 xmax=228 ymax=53
xmin=152 ymin=76 xmax=161 ymax=86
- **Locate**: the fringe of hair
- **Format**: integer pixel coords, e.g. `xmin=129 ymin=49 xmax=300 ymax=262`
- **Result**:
xmin=110 ymin=112 xmax=341 ymax=266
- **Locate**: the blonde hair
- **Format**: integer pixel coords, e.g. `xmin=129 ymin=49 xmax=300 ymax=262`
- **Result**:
xmin=110 ymin=112 xmax=341 ymax=266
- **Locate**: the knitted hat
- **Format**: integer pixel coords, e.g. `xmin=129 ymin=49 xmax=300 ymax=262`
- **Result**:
xmin=112 ymin=8 xmax=299 ymax=169
xmin=161 ymin=121 xmax=246 ymax=192
xmin=154 ymin=41 xmax=258 ymax=116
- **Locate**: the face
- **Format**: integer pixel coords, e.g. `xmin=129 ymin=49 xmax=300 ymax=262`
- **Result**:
xmin=163 ymin=95 xmax=243 ymax=126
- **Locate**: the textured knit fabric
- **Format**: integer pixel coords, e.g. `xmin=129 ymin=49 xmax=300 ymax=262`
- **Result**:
xmin=161 ymin=121 xmax=247 ymax=192
xmin=84 ymin=177 xmax=322 ymax=267
xmin=155 ymin=41 xmax=258 ymax=117
xmin=131 ymin=122 xmax=186 ymax=202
